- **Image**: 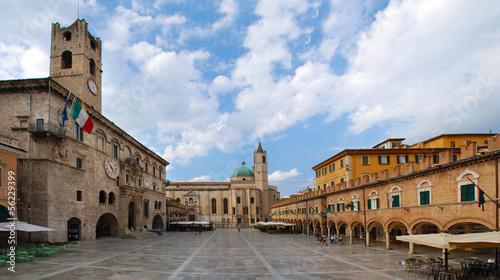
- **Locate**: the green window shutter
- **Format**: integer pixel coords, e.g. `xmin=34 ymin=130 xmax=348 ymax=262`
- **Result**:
xmin=341 ymin=203 xmax=345 ymax=211
xmin=392 ymin=195 xmax=400 ymax=207
xmin=315 ymin=206 xmax=318 ymax=213
xmin=337 ymin=204 xmax=340 ymax=212
xmin=378 ymin=156 xmax=382 ymax=164
xmin=317 ymin=185 xmax=320 ymax=190
xmin=453 ymin=154 xmax=458 ymax=162
xmin=461 ymin=184 xmax=475 ymax=202
xmin=323 ymin=184 xmax=326 ymax=190
xmin=376 ymin=198 xmax=380 ymax=209
xmin=420 ymin=191 xmax=430 ymax=205
xmin=331 ymin=181 xmax=334 ymax=186
xmin=367 ymin=199 xmax=372 ymax=210
xmin=340 ymin=178 xmax=344 ymax=183
xmin=387 ymin=156 xmax=390 ymax=164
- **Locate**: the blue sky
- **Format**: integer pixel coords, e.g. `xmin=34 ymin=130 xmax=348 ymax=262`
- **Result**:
xmin=1 ymin=0 xmax=500 ymax=196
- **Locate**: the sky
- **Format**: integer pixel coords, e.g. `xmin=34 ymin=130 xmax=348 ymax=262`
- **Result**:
xmin=1 ymin=0 xmax=500 ymax=196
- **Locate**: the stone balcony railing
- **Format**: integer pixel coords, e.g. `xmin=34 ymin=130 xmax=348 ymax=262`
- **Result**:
xmin=28 ymin=122 xmax=66 ymax=139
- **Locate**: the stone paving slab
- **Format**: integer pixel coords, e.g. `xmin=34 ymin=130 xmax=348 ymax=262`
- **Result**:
xmin=1 ymin=229 xmax=495 ymax=280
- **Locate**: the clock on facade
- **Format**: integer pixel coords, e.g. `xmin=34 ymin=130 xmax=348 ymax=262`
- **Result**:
xmin=104 ymin=157 xmax=119 ymax=179
xmin=87 ymin=78 xmax=98 ymax=95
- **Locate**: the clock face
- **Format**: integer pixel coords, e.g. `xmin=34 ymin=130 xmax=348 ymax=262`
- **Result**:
xmin=88 ymin=79 xmax=98 ymax=95
xmin=104 ymin=157 xmax=119 ymax=179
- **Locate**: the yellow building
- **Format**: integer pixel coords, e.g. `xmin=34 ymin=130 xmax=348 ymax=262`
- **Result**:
xmin=410 ymin=133 xmax=494 ymax=148
xmin=312 ymin=134 xmax=495 ymax=192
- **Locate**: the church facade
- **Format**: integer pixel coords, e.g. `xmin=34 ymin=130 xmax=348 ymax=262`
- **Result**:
xmin=166 ymin=143 xmax=280 ymax=227
xmin=0 ymin=19 xmax=168 ymax=241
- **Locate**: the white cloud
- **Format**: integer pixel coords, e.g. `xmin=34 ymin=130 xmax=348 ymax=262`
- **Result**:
xmin=188 ymin=174 xmax=212 ymax=182
xmin=339 ymin=0 xmax=500 ymax=139
xmin=269 ymin=168 xmax=301 ymax=182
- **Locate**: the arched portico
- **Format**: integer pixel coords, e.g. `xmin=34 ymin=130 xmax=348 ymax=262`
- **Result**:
xmin=153 ymin=215 xmax=164 ymax=229
xmin=96 ymin=213 xmax=119 ymax=238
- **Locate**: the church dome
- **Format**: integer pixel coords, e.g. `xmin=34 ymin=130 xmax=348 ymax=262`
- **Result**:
xmin=232 ymin=161 xmax=255 ymax=177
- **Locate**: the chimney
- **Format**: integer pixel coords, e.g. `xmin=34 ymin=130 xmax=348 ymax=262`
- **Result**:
xmin=460 ymin=142 xmax=477 ymax=159
xmin=421 ymin=156 xmax=432 ymax=169
xmin=439 ymin=149 xmax=453 ymax=164
xmin=487 ymin=134 xmax=500 ymax=151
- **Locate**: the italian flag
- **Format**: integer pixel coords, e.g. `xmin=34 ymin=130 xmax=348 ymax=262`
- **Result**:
xmin=70 ymin=99 xmax=94 ymax=133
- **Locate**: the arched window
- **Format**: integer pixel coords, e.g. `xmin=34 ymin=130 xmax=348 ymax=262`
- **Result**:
xmin=211 ymin=198 xmax=217 ymax=214
xmin=63 ymin=31 xmax=71 ymax=41
xmin=99 ymin=190 xmax=106 ymax=203
xmin=61 ymin=51 xmax=72 ymax=69
xmin=263 ymin=156 xmax=266 ymax=163
xmin=90 ymin=39 xmax=96 ymax=50
xmin=223 ymin=198 xmax=228 ymax=214
xmin=89 ymin=58 xmax=96 ymax=76
xmin=189 ymin=198 xmax=193 ymax=204
xmin=250 ymin=197 xmax=254 ymax=204
xmin=236 ymin=196 xmax=241 ymax=204
xmin=108 ymin=192 xmax=115 ymax=204
xmin=154 ymin=201 xmax=158 ymax=209
xmin=176 ymin=198 xmax=180 ymax=203
xmin=158 ymin=202 xmax=162 ymax=210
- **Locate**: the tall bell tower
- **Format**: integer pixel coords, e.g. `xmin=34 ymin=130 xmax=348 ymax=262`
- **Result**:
xmin=253 ymin=142 xmax=271 ymax=219
xmin=50 ymin=19 xmax=102 ymax=112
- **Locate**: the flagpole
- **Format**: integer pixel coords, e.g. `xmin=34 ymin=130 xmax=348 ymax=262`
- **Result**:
xmin=467 ymin=177 xmax=500 ymax=208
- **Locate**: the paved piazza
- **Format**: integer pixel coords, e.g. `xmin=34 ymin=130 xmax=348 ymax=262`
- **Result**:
xmin=2 ymin=229 xmax=494 ymax=280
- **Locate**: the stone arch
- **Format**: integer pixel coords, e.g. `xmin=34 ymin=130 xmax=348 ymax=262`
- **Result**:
xmin=61 ymin=50 xmax=72 ymax=68
xmin=67 ymin=217 xmax=81 ymax=241
xmin=152 ymin=215 xmax=164 ymax=229
xmin=366 ymin=218 xmax=384 ymax=230
xmin=108 ymin=192 xmax=115 ymax=204
xmin=128 ymin=197 xmax=141 ymax=230
xmin=417 ymin=179 xmax=432 ymax=188
xmin=456 ymin=169 xmax=480 ymax=181
xmin=63 ymin=31 xmax=71 ymax=41
xmin=96 ymin=213 xmax=119 ymax=238
xmin=99 ymin=190 xmax=106 ymax=203
xmin=89 ymin=58 xmax=96 ymax=76
xmin=385 ymin=218 xmax=410 ymax=232
xmin=389 ymin=185 xmax=402 ymax=192
xmin=444 ymin=218 xmax=494 ymax=232
xmin=368 ymin=190 xmax=379 ymax=196
xmin=410 ymin=218 xmax=444 ymax=233
xmin=123 ymin=145 xmax=132 ymax=158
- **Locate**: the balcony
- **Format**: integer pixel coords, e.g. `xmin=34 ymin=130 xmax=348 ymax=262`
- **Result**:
xmin=28 ymin=122 xmax=66 ymax=139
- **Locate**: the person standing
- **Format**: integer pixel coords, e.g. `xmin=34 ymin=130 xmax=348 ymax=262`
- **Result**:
xmin=198 ymin=226 xmax=201 ymax=235
xmin=330 ymin=234 xmax=334 ymax=245
xmin=238 ymin=225 xmax=240 ymax=232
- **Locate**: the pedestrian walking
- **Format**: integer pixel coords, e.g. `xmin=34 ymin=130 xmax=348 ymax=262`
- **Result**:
xmin=238 ymin=225 xmax=240 ymax=232
xmin=330 ymin=235 xmax=334 ymax=245
xmin=198 ymin=227 xmax=201 ymax=235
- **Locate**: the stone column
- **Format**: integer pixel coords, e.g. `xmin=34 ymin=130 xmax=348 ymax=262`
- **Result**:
xmin=408 ymin=230 xmax=415 ymax=254
xmin=349 ymin=227 xmax=353 ymax=244
xmin=327 ymin=226 xmax=331 ymax=237
xmin=313 ymin=226 xmax=316 ymax=236
xmin=366 ymin=228 xmax=371 ymax=247
xmin=385 ymin=229 xmax=392 ymax=250
xmin=336 ymin=227 xmax=340 ymax=236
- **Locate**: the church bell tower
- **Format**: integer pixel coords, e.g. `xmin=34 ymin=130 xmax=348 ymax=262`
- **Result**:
xmin=50 ymin=19 xmax=102 ymax=112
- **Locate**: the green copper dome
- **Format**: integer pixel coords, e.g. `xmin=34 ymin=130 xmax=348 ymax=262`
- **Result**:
xmin=232 ymin=161 xmax=255 ymax=177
